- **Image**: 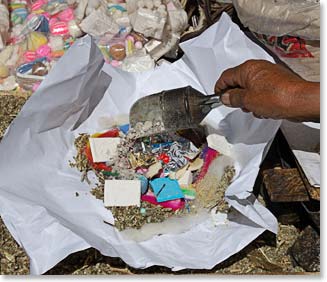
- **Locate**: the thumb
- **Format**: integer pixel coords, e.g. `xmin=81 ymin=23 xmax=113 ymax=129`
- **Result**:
xmin=221 ymin=88 xmax=247 ymax=108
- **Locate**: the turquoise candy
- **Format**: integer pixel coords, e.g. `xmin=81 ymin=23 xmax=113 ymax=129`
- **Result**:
xmin=140 ymin=208 xmax=146 ymax=215
xmin=150 ymin=178 xmax=184 ymax=203
xmin=11 ymin=8 xmax=28 ymax=25
xmin=138 ymin=175 xmax=149 ymax=195
xmin=63 ymin=42 xmax=70 ymax=50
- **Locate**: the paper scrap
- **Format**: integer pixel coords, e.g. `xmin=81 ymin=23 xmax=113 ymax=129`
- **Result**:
xmin=104 ymin=180 xmax=141 ymax=207
xmin=207 ymin=134 xmax=232 ymax=156
xmin=89 ymin=137 xmax=121 ymax=163
xmin=184 ymin=152 xmax=200 ymax=160
xmin=181 ymin=188 xmax=196 ymax=200
xmin=150 ymin=178 xmax=184 ymax=202
xmin=188 ymin=157 xmax=204 ymax=172
xmin=178 ymin=170 xmax=193 ymax=187
xmin=146 ymin=162 xmax=162 ymax=178
xmin=293 ymin=150 xmax=320 ymax=187
xmin=170 ymin=165 xmax=188 ymax=180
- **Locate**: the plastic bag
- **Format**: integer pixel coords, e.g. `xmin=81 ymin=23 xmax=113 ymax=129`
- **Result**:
xmin=97 ymin=32 xmax=148 ymax=68
xmin=232 ymin=0 xmax=320 ymax=40
xmin=233 ymin=0 xmax=320 ymax=82
xmin=0 ymin=0 xmax=9 ymax=50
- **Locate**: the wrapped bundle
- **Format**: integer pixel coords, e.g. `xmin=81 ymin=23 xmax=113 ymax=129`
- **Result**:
xmin=0 ymin=0 xmax=9 ymax=50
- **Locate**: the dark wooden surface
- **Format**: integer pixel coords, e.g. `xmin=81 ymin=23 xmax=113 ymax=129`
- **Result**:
xmin=263 ymin=168 xmax=309 ymax=202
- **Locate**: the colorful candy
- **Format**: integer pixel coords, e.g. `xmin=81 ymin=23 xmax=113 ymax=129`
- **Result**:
xmin=35 ymin=15 xmax=49 ymax=33
xmin=31 ymin=0 xmax=46 ymax=12
xmin=109 ymin=44 xmax=126 ymax=61
xmin=110 ymin=60 xmax=121 ymax=67
xmin=32 ymin=81 xmax=41 ymax=91
xmin=158 ymin=153 xmax=170 ymax=164
xmin=48 ymin=17 xmax=58 ymax=26
xmin=135 ymin=41 xmax=143 ymax=49
xmin=27 ymin=31 xmax=48 ymax=51
xmin=57 ymin=8 xmax=74 ymax=22
xmin=50 ymin=21 xmax=69 ymax=36
xmin=0 ymin=64 xmax=9 ymax=79
xmin=11 ymin=8 xmax=28 ymax=25
xmin=8 ymin=3 xmax=26 ymax=10
xmin=50 ymin=50 xmax=65 ymax=58
xmin=125 ymin=37 xmax=134 ymax=56
xmin=63 ymin=36 xmax=75 ymax=50
xmin=23 ymin=50 xmax=37 ymax=62
xmin=36 ymin=44 xmax=51 ymax=58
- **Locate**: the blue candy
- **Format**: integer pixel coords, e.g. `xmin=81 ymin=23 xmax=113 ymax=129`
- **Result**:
xmin=11 ymin=8 xmax=28 ymax=24
xmin=138 ymin=175 xmax=149 ymax=195
xmin=119 ymin=124 xmax=129 ymax=134
xmin=36 ymin=16 xmax=49 ymax=33
xmin=17 ymin=57 xmax=47 ymax=74
xmin=108 ymin=4 xmax=127 ymax=12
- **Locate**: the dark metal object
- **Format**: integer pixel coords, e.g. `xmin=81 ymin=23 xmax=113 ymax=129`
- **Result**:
xmin=129 ymin=86 xmax=222 ymax=132
xmin=176 ymin=127 xmax=207 ymax=148
xmin=301 ymin=201 xmax=320 ymax=229
xmin=281 ymin=120 xmax=320 ymax=201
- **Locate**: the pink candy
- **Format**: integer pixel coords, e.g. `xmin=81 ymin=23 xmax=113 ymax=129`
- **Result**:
xmin=32 ymin=82 xmax=41 ymax=92
xmin=26 ymin=13 xmax=35 ymax=21
xmin=126 ymin=35 xmax=135 ymax=43
xmin=31 ymin=0 xmax=45 ymax=11
xmin=24 ymin=45 xmax=51 ymax=62
xmin=42 ymin=12 xmax=50 ymax=20
xmin=50 ymin=21 xmax=69 ymax=36
xmin=36 ymin=44 xmax=51 ymax=57
xmin=110 ymin=60 xmax=121 ymax=67
xmin=57 ymin=8 xmax=74 ymax=22
xmin=141 ymin=191 xmax=185 ymax=211
xmin=136 ymin=168 xmax=148 ymax=174
xmin=48 ymin=17 xmax=58 ymax=26
xmin=135 ymin=41 xmax=143 ymax=49
xmin=24 ymin=51 xmax=37 ymax=62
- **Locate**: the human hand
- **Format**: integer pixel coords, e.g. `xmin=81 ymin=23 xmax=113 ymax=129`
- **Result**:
xmin=215 ymin=60 xmax=319 ymax=122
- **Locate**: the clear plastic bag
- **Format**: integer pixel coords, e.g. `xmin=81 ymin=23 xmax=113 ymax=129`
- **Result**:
xmin=0 ymin=0 xmax=9 ymax=50
xmin=233 ymin=0 xmax=320 ymax=40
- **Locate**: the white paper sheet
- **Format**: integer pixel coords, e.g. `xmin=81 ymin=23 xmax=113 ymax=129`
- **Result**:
xmin=89 ymin=137 xmax=121 ymax=162
xmin=0 ymin=13 xmax=281 ymax=274
xmin=104 ymin=180 xmax=141 ymax=207
xmin=293 ymin=150 xmax=320 ymax=187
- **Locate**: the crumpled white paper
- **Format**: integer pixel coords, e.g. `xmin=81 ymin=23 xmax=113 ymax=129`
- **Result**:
xmin=0 ymin=13 xmax=281 ymax=274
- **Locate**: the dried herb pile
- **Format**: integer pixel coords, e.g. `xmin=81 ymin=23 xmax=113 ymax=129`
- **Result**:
xmin=70 ymin=123 xmax=235 ymax=231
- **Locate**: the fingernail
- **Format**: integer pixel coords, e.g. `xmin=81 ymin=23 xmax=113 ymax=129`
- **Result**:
xmin=221 ymin=92 xmax=231 ymax=106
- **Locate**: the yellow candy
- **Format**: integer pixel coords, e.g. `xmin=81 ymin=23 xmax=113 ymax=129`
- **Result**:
xmin=0 ymin=64 xmax=9 ymax=79
xmin=33 ymin=9 xmax=45 ymax=14
xmin=125 ymin=39 xmax=134 ymax=56
xmin=9 ymin=3 xmax=26 ymax=9
xmin=27 ymin=32 xmax=48 ymax=52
